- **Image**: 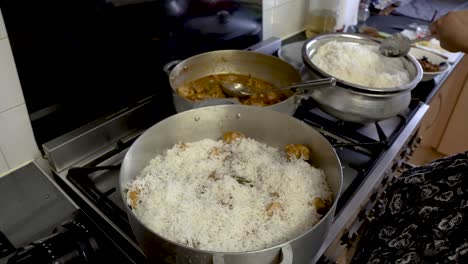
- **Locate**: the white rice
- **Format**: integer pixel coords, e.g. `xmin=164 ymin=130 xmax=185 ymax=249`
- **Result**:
xmin=311 ymin=41 xmax=410 ymax=88
xmin=127 ymin=137 xmax=332 ymax=252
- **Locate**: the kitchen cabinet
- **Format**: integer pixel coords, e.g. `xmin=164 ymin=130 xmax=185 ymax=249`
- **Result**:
xmin=438 ymin=73 xmax=468 ymax=155
xmin=413 ymin=55 xmax=468 ymax=164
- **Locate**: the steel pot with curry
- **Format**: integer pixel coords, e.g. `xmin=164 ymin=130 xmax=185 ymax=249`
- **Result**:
xmin=163 ymin=50 xmax=303 ymax=115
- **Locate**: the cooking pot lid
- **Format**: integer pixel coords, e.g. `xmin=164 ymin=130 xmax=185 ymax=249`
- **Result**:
xmin=184 ymin=10 xmax=260 ymax=40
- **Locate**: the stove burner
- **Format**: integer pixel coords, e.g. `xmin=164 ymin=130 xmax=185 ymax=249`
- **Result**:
xmin=7 ymin=215 xmax=99 ymax=264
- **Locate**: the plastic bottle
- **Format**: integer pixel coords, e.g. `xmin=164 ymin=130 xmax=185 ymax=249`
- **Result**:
xmin=305 ymin=0 xmax=339 ymax=38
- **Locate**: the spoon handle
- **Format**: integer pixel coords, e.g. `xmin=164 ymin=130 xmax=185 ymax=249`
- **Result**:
xmin=289 ymin=78 xmax=336 ymax=91
xmin=242 ymin=77 xmax=336 ymax=95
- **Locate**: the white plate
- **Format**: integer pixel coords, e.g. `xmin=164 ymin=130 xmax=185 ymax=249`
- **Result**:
xmin=409 ymin=47 xmax=449 ymax=82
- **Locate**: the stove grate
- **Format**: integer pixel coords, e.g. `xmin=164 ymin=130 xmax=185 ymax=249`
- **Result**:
xmin=67 ymin=166 xmax=133 ymax=237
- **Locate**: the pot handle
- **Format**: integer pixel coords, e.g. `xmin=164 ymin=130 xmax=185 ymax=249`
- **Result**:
xmin=211 ymin=245 xmax=293 ymax=264
xmin=292 ymin=77 xmax=336 ymax=105
xmin=291 ymin=77 xmax=336 ymax=94
xmin=163 ymin=60 xmax=182 ymax=76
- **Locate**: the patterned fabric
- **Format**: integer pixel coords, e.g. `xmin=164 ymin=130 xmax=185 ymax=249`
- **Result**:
xmin=352 ymin=152 xmax=468 ymax=264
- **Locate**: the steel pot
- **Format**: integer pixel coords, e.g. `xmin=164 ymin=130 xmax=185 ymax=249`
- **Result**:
xmin=120 ymin=105 xmax=343 ymax=264
xmin=300 ymin=67 xmax=412 ymax=123
xmin=302 ymin=33 xmax=423 ymax=123
xmin=163 ymin=50 xmax=303 ymax=115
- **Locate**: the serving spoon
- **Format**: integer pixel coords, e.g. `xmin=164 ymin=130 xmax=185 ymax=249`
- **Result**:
xmin=379 ymin=33 xmax=434 ymax=57
xmin=220 ymin=78 xmax=336 ymax=97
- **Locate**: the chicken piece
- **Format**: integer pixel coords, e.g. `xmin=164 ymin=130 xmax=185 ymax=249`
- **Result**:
xmin=192 ymin=78 xmax=226 ymax=100
xmin=309 ymin=198 xmax=330 ymax=215
xmin=285 ymin=144 xmax=310 ymax=161
xmin=266 ymin=202 xmax=283 ymax=217
xmin=209 ymin=147 xmax=221 ymax=157
xmin=208 ymin=171 xmax=220 ymax=181
xmin=222 ymin=131 xmax=246 ymax=144
xmin=243 ymin=94 xmax=268 ymax=107
xmin=178 ymin=143 xmax=188 ymax=150
xmin=128 ymin=189 xmax=140 ymax=209
xmin=177 ymin=85 xmax=195 ymax=100
xmin=264 ymin=92 xmax=282 ymax=105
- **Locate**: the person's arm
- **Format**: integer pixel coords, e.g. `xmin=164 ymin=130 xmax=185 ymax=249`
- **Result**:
xmin=430 ymin=10 xmax=468 ymax=53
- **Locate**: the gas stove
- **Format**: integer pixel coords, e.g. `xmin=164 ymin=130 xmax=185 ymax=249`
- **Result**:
xmin=35 ymin=38 xmax=430 ymax=263
xmin=0 ymin=163 xmax=141 ymax=264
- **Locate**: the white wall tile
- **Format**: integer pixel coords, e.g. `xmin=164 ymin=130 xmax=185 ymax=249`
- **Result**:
xmin=0 ymin=38 xmax=25 ymax=113
xmin=0 ymin=104 xmax=40 ymax=170
xmin=0 ymin=149 xmax=8 ymax=175
xmin=263 ymin=0 xmax=275 ymax=10
xmin=0 ymin=9 xmax=7 ymax=39
xmin=262 ymin=8 xmax=274 ymax=39
xmin=276 ymin=0 xmax=295 ymax=8
xmin=270 ymin=0 xmax=307 ymax=39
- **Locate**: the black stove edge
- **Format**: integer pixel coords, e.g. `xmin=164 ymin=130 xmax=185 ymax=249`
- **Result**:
xmin=33 ymin=159 xmax=146 ymax=264
xmin=312 ymin=103 xmax=429 ymax=263
xmin=52 ymin=171 xmax=146 ymax=264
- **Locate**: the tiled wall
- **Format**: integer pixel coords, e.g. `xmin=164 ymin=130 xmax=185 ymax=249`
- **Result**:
xmin=263 ymin=0 xmax=309 ymax=39
xmin=0 ymin=10 xmax=40 ymax=176
xmin=263 ymin=0 xmax=360 ymax=40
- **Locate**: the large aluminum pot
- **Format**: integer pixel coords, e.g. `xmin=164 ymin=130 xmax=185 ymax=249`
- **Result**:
xmin=302 ymin=33 xmax=423 ymax=123
xmin=164 ymin=50 xmax=302 ymax=115
xmin=120 ymin=105 xmax=343 ymax=264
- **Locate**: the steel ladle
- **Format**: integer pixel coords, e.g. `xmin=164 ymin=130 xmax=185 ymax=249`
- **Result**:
xmin=379 ymin=33 xmax=434 ymax=57
xmin=221 ymin=77 xmax=336 ymax=97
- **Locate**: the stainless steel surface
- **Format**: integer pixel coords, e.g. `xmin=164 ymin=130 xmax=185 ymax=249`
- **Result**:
xmin=311 ymin=103 xmax=429 ymax=263
xmin=165 ymin=50 xmax=302 ymax=115
xmin=302 ymin=33 xmax=423 ymax=93
xmin=43 ymin=98 xmax=153 ymax=172
xmin=300 ymin=67 xmax=412 ymax=123
xmin=220 ymin=78 xmax=336 ymax=97
xmin=380 ymin=33 xmax=434 ymax=57
xmin=245 ymin=37 xmax=282 ymax=55
xmin=120 ymin=105 xmax=343 ymax=264
xmin=0 ymin=162 xmax=76 ymax=247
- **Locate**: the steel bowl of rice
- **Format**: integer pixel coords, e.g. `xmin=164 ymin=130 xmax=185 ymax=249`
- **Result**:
xmin=302 ymin=33 xmax=423 ymax=93
xmin=300 ymin=33 xmax=423 ymax=123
